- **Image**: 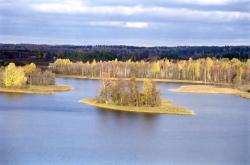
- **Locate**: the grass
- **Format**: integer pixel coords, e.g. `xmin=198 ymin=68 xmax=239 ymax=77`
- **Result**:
xmin=170 ymin=85 xmax=250 ymax=99
xmin=0 ymin=85 xmax=73 ymax=94
xmin=80 ymin=98 xmax=194 ymax=115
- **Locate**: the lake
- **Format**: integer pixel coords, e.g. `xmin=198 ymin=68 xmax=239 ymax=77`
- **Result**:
xmin=0 ymin=78 xmax=249 ymax=165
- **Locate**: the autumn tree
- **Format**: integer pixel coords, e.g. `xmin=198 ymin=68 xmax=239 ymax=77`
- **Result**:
xmin=204 ymin=58 xmax=213 ymax=82
xmin=151 ymin=61 xmax=161 ymax=78
xmin=142 ymin=79 xmax=160 ymax=106
xmin=128 ymin=77 xmax=140 ymax=106
xmin=54 ymin=59 xmax=72 ymax=66
xmin=3 ymin=63 xmax=27 ymax=88
xmin=50 ymin=58 xmax=249 ymax=85
xmin=23 ymin=63 xmax=36 ymax=75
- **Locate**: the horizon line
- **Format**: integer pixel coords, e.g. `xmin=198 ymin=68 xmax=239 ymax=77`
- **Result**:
xmin=1 ymin=42 xmax=250 ymax=48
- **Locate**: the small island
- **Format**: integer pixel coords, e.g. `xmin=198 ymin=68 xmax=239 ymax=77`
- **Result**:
xmin=80 ymin=78 xmax=194 ymax=115
xmin=170 ymin=85 xmax=250 ymax=99
xmin=0 ymin=63 xmax=72 ymax=94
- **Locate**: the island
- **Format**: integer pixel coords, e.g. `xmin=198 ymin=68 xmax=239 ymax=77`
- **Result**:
xmin=170 ymin=85 xmax=250 ymax=99
xmin=80 ymin=78 xmax=194 ymax=115
xmin=0 ymin=85 xmax=72 ymax=94
xmin=0 ymin=63 xmax=72 ymax=94
xmin=80 ymin=99 xmax=193 ymax=115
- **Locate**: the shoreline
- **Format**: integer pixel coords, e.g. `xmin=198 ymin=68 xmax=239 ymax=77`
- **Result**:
xmin=57 ymin=75 xmax=249 ymax=99
xmin=170 ymin=85 xmax=250 ymax=99
xmin=80 ymin=99 xmax=194 ymax=115
xmin=0 ymin=85 xmax=73 ymax=94
xmin=57 ymin=74 xmax=228 ymax=85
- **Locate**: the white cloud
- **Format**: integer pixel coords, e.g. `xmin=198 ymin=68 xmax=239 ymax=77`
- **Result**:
xmin=175 ymin=0 xmax=239 ymax=5
xmin=55 ymin=0 xmax=244 ymax=6
xmin=88 ymin=21 xmax=148 ymax=28
xmin=125 ymin=22 xmax=148 ymax=28
xmin=30 ymin=1 xmax=250 ymax=23
xmin=31 ymin=3 xmax=145 ymax=15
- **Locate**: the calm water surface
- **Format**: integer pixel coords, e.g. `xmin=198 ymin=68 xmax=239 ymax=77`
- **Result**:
xmin=0 ymin=78 xmax=249 ymax=165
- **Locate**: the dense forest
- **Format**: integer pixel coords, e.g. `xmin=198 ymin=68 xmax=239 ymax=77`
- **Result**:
xmin=0 ymin=44 xmax=249 ymax=65
xmin=51 ymin=58 xmax=250 ymax=85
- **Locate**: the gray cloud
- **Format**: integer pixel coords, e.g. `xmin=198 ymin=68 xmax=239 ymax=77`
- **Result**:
xmin=0 ymin=0 xmax=249 ymax=46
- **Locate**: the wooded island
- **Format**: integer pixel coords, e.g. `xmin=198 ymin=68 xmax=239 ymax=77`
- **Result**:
xmin=81 ymin=78 xmax=193 ymax=115
xmin=0 ymin=63 xmax=72 ymax=94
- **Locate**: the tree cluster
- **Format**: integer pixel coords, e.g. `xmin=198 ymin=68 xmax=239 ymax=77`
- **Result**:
xmin=51 ymin=58 xmax=250 ymax=85
xmin=0 ymin=63 xmax=55 ymax=88
xmin=27 ymin=69 xmax=55 ymax=85
xmin=97 ymin=78 xmax=160 ymax=107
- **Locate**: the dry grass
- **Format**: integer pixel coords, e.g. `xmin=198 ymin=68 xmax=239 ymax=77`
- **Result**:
xmin=0 ymin=85 xmax=73 ymax=94
xmin=170 ymin=85 xmax=250 ymax=99
xmin=80 ymin=99 xmax=194 ymax=115
xmin=57 ymin=74 xmax=206 ymax=84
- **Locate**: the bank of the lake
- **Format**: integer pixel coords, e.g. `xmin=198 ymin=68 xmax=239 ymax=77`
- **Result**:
xmin=59 ymin=74 xmax=250 ymax=96
xmin=0 ymin=85 xmax=73 ymax=94
xmin=170 ymin=85 xmax=250 ymax=99
xmin=57 ymin=74 xmax=207 ymax=84
xmin=80 ymin=99 xmax=194 ymax=115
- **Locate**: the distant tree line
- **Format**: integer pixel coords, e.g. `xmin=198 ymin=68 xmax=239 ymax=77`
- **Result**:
xmin=0 ymin=44 xmax=249 ymax=66
xmin=51 ymin=58 xmax=250 ymax=85
xmin=0 ymin=63 xmax=55 ymax=88
xmin=97 ymin=78 xmax=160 ymax=107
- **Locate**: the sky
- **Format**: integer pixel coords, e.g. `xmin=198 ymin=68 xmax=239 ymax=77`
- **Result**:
xmin=0 ymin=0 xmax=249 ymax=46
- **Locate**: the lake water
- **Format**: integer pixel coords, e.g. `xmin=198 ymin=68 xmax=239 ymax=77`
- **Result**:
xmin=0 ymin=78 xmax=249 ymax=165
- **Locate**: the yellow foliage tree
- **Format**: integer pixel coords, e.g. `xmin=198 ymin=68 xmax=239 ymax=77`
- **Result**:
xmin=194 ymin=61 xmax=200 ymax=80
xmin=205 ymin=57 xmax=213 ymax=82
xmin=3 ymin=63 xmax=27 ymax=88
xmin=54 ymin=59 xmax=72 ymax=66
xmin=151 ymin=61 xmax=161 ymax=75
xmin=142 ymin=79 xmax=160 ymax=106
xmin=164 ymin=59 xmax=170 ymax=67
xmin=91 ymin=59 xmax=97 ymax=66
xmin=24 ymin=63 xmax=36 ymax=75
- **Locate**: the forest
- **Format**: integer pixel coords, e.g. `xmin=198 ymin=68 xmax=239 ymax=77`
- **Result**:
xmin=0 ymin=44 xmax=249 ymax=66
xmin=51 ymin=58 xmax=250 ymax=86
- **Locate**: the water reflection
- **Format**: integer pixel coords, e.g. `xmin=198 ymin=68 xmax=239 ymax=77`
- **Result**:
xmin=0 ymin=93 xmax=26 ymax=102
xmin=95 ymin=107 xmax=160 ymax=132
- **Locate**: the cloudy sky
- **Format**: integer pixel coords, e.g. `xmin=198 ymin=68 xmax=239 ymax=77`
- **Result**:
xmin=0 ymin=0 xmax=249 ymax=46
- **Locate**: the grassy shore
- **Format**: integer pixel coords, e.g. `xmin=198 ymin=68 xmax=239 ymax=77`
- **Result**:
xmin=170 ymin=85 xmax=250 ymax=99
xmin=57 ymin=74 xmax=208 ymax=84
xmin=80 ymin=99 xmax=194 ymax=115
xmin=0 ymin=85 xmax=73 ymax=94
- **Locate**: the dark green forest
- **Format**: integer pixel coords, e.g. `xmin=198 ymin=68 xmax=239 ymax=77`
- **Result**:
xmin=0 ymin=44 xmax=249 ymax=65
